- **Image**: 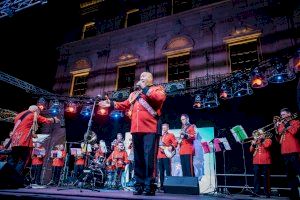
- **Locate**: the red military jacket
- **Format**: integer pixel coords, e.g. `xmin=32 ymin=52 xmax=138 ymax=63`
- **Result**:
xmin=179 ymin=124 xmax=196 ymax=155
xmin=11 ymin=110 xmax=53 ymax=148
xmin=157 ymin=132 xmax=178 ymax=159
xmin=250 ymin=138 xmax=272 ymax=165
xmin=95 ymin=148 xmax=105 ymax=160
xmin=114 ymin=85 xmax=166 ymax=133
xmin=52 ymin=150 xmax=66 ymax=167
xmin=106 ymin=149 xmax=129 ymax=170
xmin=276 ymin=119 xmax=300 ymax=154
xmin=32 ymin=147 xmax=45 ymax=165
xmin=75 ymin=156 xmax=85 ymax=166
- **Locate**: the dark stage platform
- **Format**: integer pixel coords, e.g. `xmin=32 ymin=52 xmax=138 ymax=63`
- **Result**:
xmin=0 ymin=188 xmax=289 ymax=200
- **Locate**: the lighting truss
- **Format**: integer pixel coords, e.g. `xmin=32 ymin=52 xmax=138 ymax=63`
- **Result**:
xmin=0 ymin=0 xmax=47 ymax=19
xmin=0 ymin=108 xmax=17 ymax=123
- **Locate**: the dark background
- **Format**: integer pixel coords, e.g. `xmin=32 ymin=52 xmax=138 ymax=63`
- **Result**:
xmin=0 ymin=0 xmax=299 ymax=191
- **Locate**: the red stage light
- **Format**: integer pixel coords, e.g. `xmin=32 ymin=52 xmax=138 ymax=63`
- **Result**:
xmin=251 ymin=77 xmax=263 ymax=87
xmin=37 ymin=104 xmax=45 ymax=111
xmin=219 ymin=91 xmax=228 ymax=99
xmin=97 ymin=108 xmax=108 ymax=115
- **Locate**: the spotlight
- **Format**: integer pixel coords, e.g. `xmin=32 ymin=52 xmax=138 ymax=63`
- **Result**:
xmin=49 ymin=100 xmax=61 ymax=117
xmin=81 ymin=105 xmax=92 ymax=117
xmin=219 ymin=83 xmax=233 ymax=100
xmin=65 ymin=101 xmax=77 ymax=113
xmin=37 ymin=97 xmax=47 ymax=111
xmin=97 ymin=107 xmax=108 ymax=116
xmin=232 ymin=72 xmax=253 ymax=97
xmin=267 ymin=58 xmax=296 ymax=83
xmin=193 ymin=94 xmax=204 ymax=109
xmin=109 ymin=110 xmax=124 ymax=119
xmin=250 ymin=67 xmax=268 ymax=88
xmin=203 ymin=88 xmax=219 ymax=109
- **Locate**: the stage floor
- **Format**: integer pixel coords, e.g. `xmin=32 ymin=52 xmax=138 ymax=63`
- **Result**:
xmin=0 ymin=187 xmax=289 ymax=200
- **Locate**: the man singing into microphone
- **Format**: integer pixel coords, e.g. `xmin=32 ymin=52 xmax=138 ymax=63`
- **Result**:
xmin=99 ymin=72 xmax=166 ymax=196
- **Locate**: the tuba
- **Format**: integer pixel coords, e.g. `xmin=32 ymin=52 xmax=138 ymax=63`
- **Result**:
xmin=84 ymin=130 xmax=97 ymax=145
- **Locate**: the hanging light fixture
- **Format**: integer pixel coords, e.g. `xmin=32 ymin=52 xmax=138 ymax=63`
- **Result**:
xmin=65 ymin=100 xmax=77 ymax=113
xmin=80 ymin=105 xmax=92 ymax=117
xmin=267 ymin=58 xmax=296 ymax=83
xmin=193 ymin=94 xmax=205 ymax=109
xmin=219 ymin=83 xmax=233 ymax=100
xmin=232 ymin=71 xmax=253 ymax=97
xmin=250 ymin=67 xmax=268 ymax=88
xmin=49 ymin=99 xmax=61 ymax=117
xmin=203 ymin=88 xmax=219 ymax=108
xmin=37 ymin=97 xmax=47 ymax=111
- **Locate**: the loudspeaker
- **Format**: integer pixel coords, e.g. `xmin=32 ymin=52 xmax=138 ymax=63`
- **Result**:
xmin=164 ymin=176 xmax=199 ymax=195
xmin=0 ymin=161 xmax=24 ymax=188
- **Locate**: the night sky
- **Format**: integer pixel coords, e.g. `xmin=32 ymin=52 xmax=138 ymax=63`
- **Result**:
xmin=0 ymin=1 xmax=80 ymax=137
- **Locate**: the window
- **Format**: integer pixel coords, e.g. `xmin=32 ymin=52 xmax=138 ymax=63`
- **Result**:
xmin=117 ymin=65 xmax=135 ymax=89
xmin=167 ymin=54 xmax=190 ymax=82
xmin=224 ymin=29 xmax=261 ymax=72
xmin=82 ymin=22 xmax=97 ymax=39
xmin=229 ymin=41 xmax=259 ymax=72
xmin=173 ymin=0 xmax=192 ymax=14
xmin=125 ymin=9 xmax=140 ymax=28
xmin=70 ymin=73 xmax=89 ymax=96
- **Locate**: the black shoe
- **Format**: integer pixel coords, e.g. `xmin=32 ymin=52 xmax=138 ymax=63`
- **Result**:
xmin=133 ymin=186 xmax=144 ymax=195
xmin=144 ymin=186 xmax=155 ymax=196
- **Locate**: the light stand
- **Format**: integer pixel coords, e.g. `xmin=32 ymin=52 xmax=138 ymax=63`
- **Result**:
xmin=239 ymin=141 xmax=255 ymax=195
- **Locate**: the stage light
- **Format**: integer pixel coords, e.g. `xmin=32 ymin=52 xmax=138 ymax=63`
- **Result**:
xmin=250 ymin=67 xmax=268 ymax=88
xmin=81 ymin=105 xmax=92 ymax=117
xmin=267 ymin=58 xmax=296 ymax=83
xmin=109 ymin=110 xmax=124 ymax=119
xmin=232 ymin=72 xmax=253 ymax=97
xmin=193 ymin=94 xmax=204 ymax=109
xmin=203 ymin=88 xmax=219 ymax=109
xmin=65 ymin=101 xmax=77 ymax=113
xmin=49 ymin=100 xmax=61 ymax=117
xmin=97 ymin=107 xmax=108 ymax=116
xmin=219 ymin=83 xmax=233 ymax=100
xmin=37 ymin=97 xmax=47 ymax=111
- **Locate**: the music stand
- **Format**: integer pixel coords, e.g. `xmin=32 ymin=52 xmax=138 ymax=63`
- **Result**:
xmin=200 ymin=141 xmax=219 ymax=195
xmin=217 ymin=137 xmax=231 ymax=195
xmin=230 ymin=125 xmax=256 ymax=195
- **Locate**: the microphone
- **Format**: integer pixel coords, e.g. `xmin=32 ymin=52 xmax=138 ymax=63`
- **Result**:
xmin=134 ymin=80 xmax=143 ymax=91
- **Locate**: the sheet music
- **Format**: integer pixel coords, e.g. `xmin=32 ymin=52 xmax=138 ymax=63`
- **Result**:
xmin=33 ymin=148 xmax=46 ymax=156
xmin=51 ymin=150 xmax=62 ymax=158
xmin=32 ymin=134 xmax=49 ymax=143
xmin=219 ymin=137 xmax=231 ymax=150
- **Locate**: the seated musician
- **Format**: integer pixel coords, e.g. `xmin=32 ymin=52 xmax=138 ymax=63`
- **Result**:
xmin=48 ymin=144 xmax=66 ymax=186
xmin=157 ymin=123 xmax=177 ymax=191
xmin=179 ymin=114 xmax=196 ymax=177
xmin=111 ymin=133 xmax=124 ymax=151
xmin=94 ymin=140 xmax=107 ymax=167
xmin=274 ymin=108 xmax=300 ymax=200
xmin=74 ymin=152 xmax=85 ymax=179
xmin=106 ymin=142 xmax=129 ymax=189
xmin=31 ymin=142 xmax=45 ymax=185
xmin=249 ymin=129 xmax=272 ymax=198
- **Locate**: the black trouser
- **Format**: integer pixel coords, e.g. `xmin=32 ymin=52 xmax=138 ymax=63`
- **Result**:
xmin=51 ymin=166 xmax=62 ymax=184
xmin=253 ymin=164 xmax=270 ymax=195
xmin=180 ymin=154 xmax=194 ymax=177
xmin=132 ymin=133 xmax=158 ymax=189
xmin=74 ymin=164 xmax=84 ymax=178
xmin=158 ymin=158 xmax=171 ymax=187
xmin=31 ymin=164 xmax=43 ymax=185
xmin=283 ymin=153 xmax=300 ymax=199
xmin=7 ymin=146 xmax=32 ymax=175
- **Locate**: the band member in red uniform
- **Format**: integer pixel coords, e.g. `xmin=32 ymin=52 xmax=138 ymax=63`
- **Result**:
xmin=275 ymin=108 xmax=300 ymax=199
xmin=8 ymin=105 xmax=60 ymax=176
xmin=106 ymin=142 xmax=129 ymax=189
xmin=179 ymin=114 xmax=196 ymax=177
xmin=157 ymin=123 xmax=177 ymax=190
xmin=249 ymin=130 xmax=272 ymax=198
xmin=49 ymin=144 xmax=66 ymax=186
xmin=94 ymin=140 xmax=107 ymax=167
xmin=31 ymin=142 xmax=45 ymax=185
xmin=74 ymin=153 xmax=85 ymax=178
xmin=99 ymin=72 xmax=166 ymax=195
xmin=111 ymin=133 xmax=124 ymax=151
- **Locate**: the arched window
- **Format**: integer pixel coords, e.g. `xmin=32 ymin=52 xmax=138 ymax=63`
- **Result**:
xmin=116 ymin=53 xmax=138 ymax=90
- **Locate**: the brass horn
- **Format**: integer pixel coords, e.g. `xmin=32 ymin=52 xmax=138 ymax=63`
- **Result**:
xmin=84 ymin=130 xmax=97 ymax=144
